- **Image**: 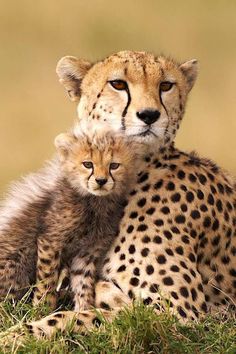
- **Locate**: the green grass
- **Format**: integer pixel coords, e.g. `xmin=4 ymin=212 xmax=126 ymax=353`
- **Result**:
xmin=0 ymin=298 xmax=235 ymax=354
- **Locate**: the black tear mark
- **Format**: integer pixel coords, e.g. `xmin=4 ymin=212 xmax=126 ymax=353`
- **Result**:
xmin=159 ymin=88 xmax=170 ymax=144
xmin=121 ymin=87 xmax=131 ymax=130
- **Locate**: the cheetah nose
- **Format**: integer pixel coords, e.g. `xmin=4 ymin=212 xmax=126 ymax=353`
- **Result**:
xmin=95 ymin=178 xmax=108 ymax=187
xmin=136 ymin=109 xmax=160 ymax=125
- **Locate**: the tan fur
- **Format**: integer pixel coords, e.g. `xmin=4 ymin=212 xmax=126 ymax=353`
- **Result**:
xmin=9 ymin=50 xmax=236 ymax=339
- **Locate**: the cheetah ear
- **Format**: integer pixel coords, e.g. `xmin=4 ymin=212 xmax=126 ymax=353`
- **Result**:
xmin=54 ymin=133 xmax=75 ymax=160
xmin=179 ymin=59 xmax=198 ymax=92
xmin=56 ymin=56 xmax=92 ymax=102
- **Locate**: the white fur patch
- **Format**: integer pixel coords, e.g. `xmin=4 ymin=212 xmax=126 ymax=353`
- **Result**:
xmin=0 ymin=158 xmax=60 ymax=231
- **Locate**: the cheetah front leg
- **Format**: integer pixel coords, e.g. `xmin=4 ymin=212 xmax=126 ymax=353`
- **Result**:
xmin=33 ymin=235 xmax=62 ymax=309
xmin=27 ymin=280 xmax=131 ymax=338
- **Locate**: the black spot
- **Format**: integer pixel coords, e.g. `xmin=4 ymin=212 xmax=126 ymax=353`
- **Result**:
xmin=188 ymin=253 xmax=196 ymax=263
xmin=130 ymin=277 xmax=139 ymax=286
xmin=129 ymin=245 xmax=136 ymax=254
xmin=114 ymin=246 xmax=120 ymax=253
xmin=142 ymin=235 xmax=151 ymax=243
xmin=133 ymin=267 xmax=140 ymax=276
xmin=163 ymin=230 xmax=172 ymax=240
xmin=117 ymin=265 xmax=126 ymax=272
xmin=221 ymin=255 xmax=230 ymax=264
xmin=212 ymin=219 xmax=219 ymax=231
xmin=166 ymin=181 xmax=175 ymax=191
xmin=190 ymin=210 xmax=201 ymax=219
xmin=177 ymin=170 xmax=185 ymax=179
xmin=178 ymin=306 xmax=187 ymax=318
xmin=171 ymin=291 xmax=179 ymax=300
xmin=157 ymin=255 xmax=167 ymax=264
xmin=153 ymin=236 xmax=162 ymax=244
xmin=207 ymin=194 xmax=215 ymax=205
xmin=154 ymin=179 xmax=163 ymax=189
xmin=180 ymin=287 xmax=189 ymax=298
xmin=198 ymin=174 xmax=207 ymax=185
xmin=130 ymin=211 xmax=138 ymax=219
xmin=191 ymin=288 xmax=197 ymax=301
xmin=146 ymin=207 xmax=155 ymax=215
xmin=181 ymin=235 xmax=190 ymax=244
xmin=155 ymin=219 xmax=164 ymax=226
xmin=161 ymin=206 xmax=170 ymax=214
xmin=189 ymin=174 xmax=197 ymax=183
xmin=100 ymin=302 xmax=111 ymax=310
xmin=138 ymin=172 xmax=149 ymax=184
xmin=163 ymin=277 xmax=174 ymax=286
xmin=149 ymin=284 xmax=159 ymax=293
xmin=146 ymin=265 xmax=154 ymax=275
xmin=171 ymin=193 xmax=181 ymax=203
xmin=143 ymin=297 xmax=153 ymax=305
xmin=48 ymin=319 xmax=58 ymax=326
xmin=137 ymin=198 xmax=146 ymax=207
xmin=175 ymin=246 xmax=184 ymax=255
xmin=200 ymin=204 xmax=208 ymax=212
xmin=137 ymin=224 xmax=148 ymax=232
xmin=175 ymin=215 xmax=186 ymax=224
xmin=127 ymin=225 xmax=134 ymax=233
xmin=171 ymin=226 xmax=180 ymax=234
xmin=183 ymin=274 xmax=192 ymax=283
xmin=216 ymin=200 xmax=223 ymax=212
xmin=141 ymin=248 xmax=150 ymax=257
xmin=197 ymin=190 xmax=204 ymax=200
xmin=120 ymin=254 xmax=126 ymax=260
xmin=186 ymin=191 xmax=194 ymax=203
xmin=165 ymin=248 xmax=174 ymax=256
xmin=217 ymin=183 xmax=224 ymax=194
xmin=128 ymin=290 xmax=135 ymax=299
xmin=229 ymin=269 xmax=236 ymax=277
xmin=170 ymin=265 xmax=179 ymax=272
xmin=92 ymin=317 xmax=102 ymax=327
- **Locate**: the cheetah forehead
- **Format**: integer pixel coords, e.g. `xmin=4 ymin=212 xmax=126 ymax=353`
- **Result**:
xmin=92 ymin=51 xmax=181 ymax=80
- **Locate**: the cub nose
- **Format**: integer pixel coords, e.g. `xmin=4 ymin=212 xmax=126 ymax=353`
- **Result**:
xmin=95 ymin=178 xmax=108 ymax=187
xmin=136 ymin=109 xmax=160 ymax=125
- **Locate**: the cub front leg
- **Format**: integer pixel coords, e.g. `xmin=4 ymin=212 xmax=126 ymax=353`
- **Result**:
xmin=33 ymin=236 xmax=62 ymax=309
xmin=70 ymin=252 xmax=98 ymax=311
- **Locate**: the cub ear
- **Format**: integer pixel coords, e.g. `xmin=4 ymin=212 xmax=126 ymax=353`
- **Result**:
xmin=56 ymin=56 xmax=92 ymax=102
xmin=179 ymin=59 xmax=198 ymax=92
xmin=54 ymin=133 xmax=75 ymax=160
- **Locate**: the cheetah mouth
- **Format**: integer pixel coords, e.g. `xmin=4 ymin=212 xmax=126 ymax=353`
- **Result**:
xmin=138 ymin=129 xmax=157 ymax=138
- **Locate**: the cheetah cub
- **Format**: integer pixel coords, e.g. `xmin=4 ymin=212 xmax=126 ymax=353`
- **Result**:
xmin=0 ymin=128 xmax=140 ymax=311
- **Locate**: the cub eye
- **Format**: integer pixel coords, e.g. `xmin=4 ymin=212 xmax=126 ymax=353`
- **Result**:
xmin=160 ymin=82 xmax=174 ymax=92
xmin=82 ymin=161 xmax=93 ymax=169
xmin=109 ymin=80 xmax=127 ymax=91
xmin=110 ymin=162 xmax=120 ymax=170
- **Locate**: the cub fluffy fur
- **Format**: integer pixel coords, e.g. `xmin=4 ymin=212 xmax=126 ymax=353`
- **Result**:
xmin=0 ymin=128 xmax=139 ymax=311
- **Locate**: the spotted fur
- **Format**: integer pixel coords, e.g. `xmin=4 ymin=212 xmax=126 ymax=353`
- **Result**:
xmin=0 ymin=130 xmax=139 ymax=311
xmin=13 ymin=50 xmax=236 ymax=338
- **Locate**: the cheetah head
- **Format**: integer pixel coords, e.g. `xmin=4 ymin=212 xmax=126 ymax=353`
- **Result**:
xmin=56 ymin=51 xmax=198 ymax=149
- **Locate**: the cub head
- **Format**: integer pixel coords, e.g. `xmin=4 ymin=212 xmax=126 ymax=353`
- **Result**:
xmin=55 ymin=129 xmax=138 ymax=197
xmin=56 ymin=51 xmax=198 ymax=149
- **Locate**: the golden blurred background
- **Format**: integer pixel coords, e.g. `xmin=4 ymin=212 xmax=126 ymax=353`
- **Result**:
xmin=0 ymin=0 xmax=236 ymax=194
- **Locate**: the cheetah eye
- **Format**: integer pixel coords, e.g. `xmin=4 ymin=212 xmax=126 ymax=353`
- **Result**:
xmin=110 ymin=162 xmax=120 ymax=170
xmin=109 ymin=80 xmax=127 ymax=91
xmin=82 ymin=161 xmax=93 ymax=169
xmin=160 ymin=82 xmax=174 ymax=92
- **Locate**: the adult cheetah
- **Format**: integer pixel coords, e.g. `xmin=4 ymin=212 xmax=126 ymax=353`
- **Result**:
xmin=25 ymin=51 xmax=236 ymax=337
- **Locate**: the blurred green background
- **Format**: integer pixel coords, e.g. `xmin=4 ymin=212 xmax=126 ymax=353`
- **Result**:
xmin=0 ymin=0 xmax=236 ymax=194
